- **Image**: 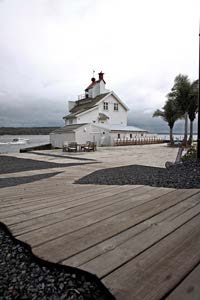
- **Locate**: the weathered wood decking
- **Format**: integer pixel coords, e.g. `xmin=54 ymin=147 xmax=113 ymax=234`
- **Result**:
xmin=1 ymin=146 xmax=200 ymax=299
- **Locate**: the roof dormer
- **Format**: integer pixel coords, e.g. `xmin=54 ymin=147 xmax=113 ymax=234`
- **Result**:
xmin=85 ymin=71 xmax=109 ymax=98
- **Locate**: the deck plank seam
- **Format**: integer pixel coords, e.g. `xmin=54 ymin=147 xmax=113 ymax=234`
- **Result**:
xmin=0 ymin=185 xmax=124 ymax=205
xmin=100 ymin=210 xmax=200 ymax=280
xmin=14 ymin=188 xmax=174 ymax=238
xmin=0 ymin=185 xmax=142 ymax=213
xmin=74 ymin=199 xmax=200 ymax=268
xmin=8 ymin=189 xmax=151 ymax=230
xmin=160 ymin=257 xmax=200 ymax=299
xmin=54 ymin=192 xmax=200 ymax=264
xmin=0 ymin=188 xmax=148 ymax=220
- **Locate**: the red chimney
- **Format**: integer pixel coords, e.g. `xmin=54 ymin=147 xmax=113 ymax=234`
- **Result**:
xmin=98 ymin=72 xmax=104 ymax=81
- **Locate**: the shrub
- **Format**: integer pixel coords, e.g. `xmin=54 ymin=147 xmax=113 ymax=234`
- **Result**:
xmin=181 ymin=145 xmax=197 ymax=161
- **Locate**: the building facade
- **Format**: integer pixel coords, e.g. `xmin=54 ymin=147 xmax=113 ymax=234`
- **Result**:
xmin=50 ymin=72 xmax=147 ymax=147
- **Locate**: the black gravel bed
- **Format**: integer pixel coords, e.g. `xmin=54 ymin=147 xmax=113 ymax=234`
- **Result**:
xmin=0 ymin=156 xmax=94 ymax=174
xmin=0 ymin=222 xmax=115 ymax=300
xmin=29 ymin=152 xmax=97 ymax=162
xmin=0 ymin=172 xmax=61 ymax=189
xmin=76 ymin=160 xmax=200 ymax=189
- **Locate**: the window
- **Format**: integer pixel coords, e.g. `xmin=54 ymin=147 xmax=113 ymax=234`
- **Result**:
xmin=118 ymin=133 xmax=120 ymax=139
xmin=69 ymin=119 xmax=73 ymax=125
xmin=103 ymin=102 xmax=108 ymax=110
xmin=130 ymin=133 xmax=132 ymax=138
xmin=114 ymin=103 xmax=118 ymax=111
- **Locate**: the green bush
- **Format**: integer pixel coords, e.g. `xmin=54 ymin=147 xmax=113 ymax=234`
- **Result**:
xmin=181 ymin=145 xmax=197 ymax=161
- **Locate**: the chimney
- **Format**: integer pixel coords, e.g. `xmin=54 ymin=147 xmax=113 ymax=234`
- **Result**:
xmin=98 ymin=72 xmax=104 ymax=81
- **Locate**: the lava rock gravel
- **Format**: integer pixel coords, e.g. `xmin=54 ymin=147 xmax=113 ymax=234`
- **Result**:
xmin=76 ymin=160 xmax=200 ymax=189
xmin=0 ymin=156 xmax=93 ymax=175
xmin=0 ymin=172 xmax=61 ymax=189
xmin=0 ymin=222 xmax=115 ymax=300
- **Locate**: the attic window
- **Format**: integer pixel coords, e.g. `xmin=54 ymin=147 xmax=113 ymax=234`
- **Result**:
xmin=103 ymin=102 xmax=108 ymax=110
xmin=114 ymin=103 xmax=118 ymax=111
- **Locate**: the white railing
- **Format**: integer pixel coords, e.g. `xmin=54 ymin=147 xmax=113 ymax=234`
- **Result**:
xmin=77 ymin=94 xmax=85 ymax=100
xmin=114 ymin=137 xmax=165 ymax=146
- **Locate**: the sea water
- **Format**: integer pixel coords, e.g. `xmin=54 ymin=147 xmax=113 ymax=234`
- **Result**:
xmin=0 ymin=135 xmax=50 ymax=153
xmin=0 ymin=133 xmax=197 ymax=154
xmin=157 ymin=134 xmax=197 ymax=141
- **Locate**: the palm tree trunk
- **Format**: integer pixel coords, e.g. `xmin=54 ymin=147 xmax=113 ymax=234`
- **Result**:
xmin=169 ymin=127 xmax=174 ymax=145
xmin=188 ymin=119 xmax=193 ymax=145
xmin=182 ymin=112 xmax=188 ymax=146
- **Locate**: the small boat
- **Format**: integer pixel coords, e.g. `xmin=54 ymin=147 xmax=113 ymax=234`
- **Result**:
xmin=0 ymin=142 xmax=9 ymax=145
xmin=10 ymin=138 xmax=30 ymax=145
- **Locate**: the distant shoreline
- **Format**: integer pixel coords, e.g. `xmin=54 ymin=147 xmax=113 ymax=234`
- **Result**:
xmin=0 ymin=127 xmax=197 ymax=136
xmin=0 ymin=127 xmax=59 ymax=135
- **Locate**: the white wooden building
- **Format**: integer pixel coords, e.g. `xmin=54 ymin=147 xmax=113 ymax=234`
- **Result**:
xmin=50 ymin=72 xmax=148 ymax=147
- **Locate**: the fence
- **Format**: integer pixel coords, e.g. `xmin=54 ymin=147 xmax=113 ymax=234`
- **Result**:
xmin=114 ymin=137 xmax=165 ymax=146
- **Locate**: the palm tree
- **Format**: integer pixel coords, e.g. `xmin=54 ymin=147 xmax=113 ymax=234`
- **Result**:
xmin=168 ymin=74 xmax=191 ymax=146
xmin=153 ymin=98 xmax=179 ymax=145
xmin=188 ymin=80 xmax=198 ymax=144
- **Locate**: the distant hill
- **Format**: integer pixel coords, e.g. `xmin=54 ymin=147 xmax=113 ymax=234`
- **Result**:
xmin=0 ymin=127 xmax=59 ymax=135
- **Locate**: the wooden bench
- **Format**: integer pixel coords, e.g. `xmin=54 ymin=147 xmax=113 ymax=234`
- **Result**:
xmin=83 ymin=142 xmax=97 ymax=152
xmin=63 ymin=142 xmax=77 ymax=152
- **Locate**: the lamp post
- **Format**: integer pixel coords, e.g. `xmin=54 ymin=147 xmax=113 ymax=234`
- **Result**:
xmin=198 ymin=25 xmax=200 ymax=159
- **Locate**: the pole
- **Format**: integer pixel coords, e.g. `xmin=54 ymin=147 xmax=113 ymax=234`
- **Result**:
xmin=197 ymin=23 xmax=200 ymax=159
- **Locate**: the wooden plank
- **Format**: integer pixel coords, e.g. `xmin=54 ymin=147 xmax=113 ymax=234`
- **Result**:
xmin=165 ymin=263 xmax=200 ymax=300
xmin=78 ymin=194 xmax=200 ymax=278
xmin=102 ymin=213 xmax=200 ymax=300
xmin=0 ymin=184 xmax=115 ymax=204
xmin=17 ymin=187 xmax=172 ymax=247
xmin=62 ymin=193 xmax=200 ymax=269
xmin=0 ymin=185 xmax=129 ymax=214
xmin=1 ymin=186 xmax=144 ymax=226
xmin=0 ymin=184 xmax=121 ymax=207
xmin=1 ymin=185 xmax=136 ymax=209
xmin=31 ymin=189 xmax=198 ymax=262
xmin=9 ymin=186 xmax=143 ymax=234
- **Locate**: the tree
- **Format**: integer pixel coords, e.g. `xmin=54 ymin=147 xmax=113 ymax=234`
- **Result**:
xmin=168 ymin=74 xmax=191 ymax=146
xmin=188 ymin=80 xmax=198 ymax=144
xmin=153 ymin=98 xmax=179 ymax=145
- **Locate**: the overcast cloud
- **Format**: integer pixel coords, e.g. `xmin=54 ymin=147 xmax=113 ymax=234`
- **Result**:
xmin=0 ymin=0 xmax=199 ymax=131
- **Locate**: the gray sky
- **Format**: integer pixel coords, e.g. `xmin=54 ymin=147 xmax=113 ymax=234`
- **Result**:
xmin=0 ymin=0 xmax=199 ymax=131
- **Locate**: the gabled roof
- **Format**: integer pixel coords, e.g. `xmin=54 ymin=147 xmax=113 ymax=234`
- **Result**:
xmin=85 ymin=79 xmax=106 ymax=91
xmin=85 ymin=81 xmax=97 ymax=91
xmin=96 ymin=124 xmax=148 ymax=132
xmin=51 ymin=124 xmax=87 ymax=134
xmin=63 ymin=93 xmax=110 ymax=119
xmin=63 ymin=113 xmax=76 ymax=120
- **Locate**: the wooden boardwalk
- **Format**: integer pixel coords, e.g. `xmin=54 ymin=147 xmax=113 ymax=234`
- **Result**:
xmin=1 ymin=148 xmax=200 ymax=299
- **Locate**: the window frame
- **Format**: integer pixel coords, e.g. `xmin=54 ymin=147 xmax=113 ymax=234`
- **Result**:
xmin=114 ymin=103 xmax=119 ymax=111
xmin=103 ymin=102 xmax=108 ymax=111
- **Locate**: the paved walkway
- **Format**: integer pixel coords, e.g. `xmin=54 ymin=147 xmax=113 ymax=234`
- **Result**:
xmin=1 ymin=144 xmax=200 ymax=299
